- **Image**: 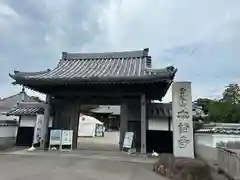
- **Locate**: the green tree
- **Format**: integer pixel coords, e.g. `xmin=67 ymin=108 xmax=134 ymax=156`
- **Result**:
xmin=195 ymin=84 xmax=240 ymax=123
xmin=207 ymin=100 xmax=227 ymax=122
xmin=205 ymin=83 xmax=240 ymax=123
xmin=222 ymin=83 xmax=240 ymax=104
xmin=194 ymin=98 xmax=213 ymax=114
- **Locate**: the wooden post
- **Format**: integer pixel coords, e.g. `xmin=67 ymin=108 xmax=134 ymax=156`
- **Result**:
xmin=40 ymin=95 xmax=51 ymax=149
xmin=70 ymin=102 xmax=80 ymax=149
xmin=168 ymin=116 xmax=171 ymax=131
xmin=141 ymin=94 xmax=147 ymax=154
xmin=119 ymin=103 xmax=128 ymax=150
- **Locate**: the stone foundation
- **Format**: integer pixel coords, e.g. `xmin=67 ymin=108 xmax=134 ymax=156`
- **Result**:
xmin=0 ymin=137 xmax=16 ymax=150
xmin=153 ymin=153 xmax=213 ymax=180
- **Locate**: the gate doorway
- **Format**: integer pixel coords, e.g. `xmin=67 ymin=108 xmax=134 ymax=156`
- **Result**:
xmin=77 ymin=104 xmax=121 ymax=151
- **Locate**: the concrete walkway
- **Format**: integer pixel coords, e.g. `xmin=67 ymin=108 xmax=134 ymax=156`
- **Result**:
xmin=0 ymin=150 xmax=167 ymax=180
xmin=77 ymin=131 xmax=120 ymax=151
xmin=1 ymin=148 xmax=158 ymax=163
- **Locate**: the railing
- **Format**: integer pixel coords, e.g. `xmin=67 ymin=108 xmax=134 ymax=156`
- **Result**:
xmin=218 ymin=147 xmax=240 ymax=180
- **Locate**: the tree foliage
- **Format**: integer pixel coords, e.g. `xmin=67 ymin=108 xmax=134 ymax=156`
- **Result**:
xmin=195 ymin=83 xmax=240 ymax=123
xmin=222 ymin=83 xmax=240 ymax=104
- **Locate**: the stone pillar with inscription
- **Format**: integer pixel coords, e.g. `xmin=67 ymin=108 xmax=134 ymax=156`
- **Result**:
xmin=172 ymin=82 xmax=194 ymax=158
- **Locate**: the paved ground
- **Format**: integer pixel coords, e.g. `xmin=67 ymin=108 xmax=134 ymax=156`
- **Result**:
xmin=0 ymin=150 xmax=166 ymax=180
xmin=78 ymin=131 xmax=119 ymax=151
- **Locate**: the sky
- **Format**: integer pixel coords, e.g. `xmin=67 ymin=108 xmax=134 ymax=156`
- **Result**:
xmin=0 ymin=0 xmax=239 ymax=102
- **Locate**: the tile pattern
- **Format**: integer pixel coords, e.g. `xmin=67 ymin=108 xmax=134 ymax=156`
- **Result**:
xmin=7 ymin=107 xmax=44 ymax=116
xmin=10 ymin=49 xmax=177 ymax=82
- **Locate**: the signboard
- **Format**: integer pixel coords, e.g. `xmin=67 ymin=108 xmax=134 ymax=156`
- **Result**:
xmin=95 ymin=124 xmax=104 ymax=137
xmin=49 ymin=130 xmax=62 ymax=145
xmin=172 ymin=82 xmax=194 ymax=158
xmin=123 ymin=132 xmax=134 ymax=149
xmin=61 ymin=130 xmax=73 ymax=145
xmin=33 ymin=114 xmax=44 ymax=144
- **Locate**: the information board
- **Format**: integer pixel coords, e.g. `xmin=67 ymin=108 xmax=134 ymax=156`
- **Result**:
xmin=123 ymin=132 xmax=134 ymax=149
xmin=49 ymin=130 xmax=62 ymax=145
xmin=61 ymin=130 xmax=73 ymax=145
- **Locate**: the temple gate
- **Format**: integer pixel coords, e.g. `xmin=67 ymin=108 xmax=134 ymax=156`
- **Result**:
xmin=9 ymin=48 xmax=177 ymax=153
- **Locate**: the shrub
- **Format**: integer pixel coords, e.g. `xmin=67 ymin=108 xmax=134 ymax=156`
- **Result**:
xmin=153 ymin=154 xmax=213 ymax=180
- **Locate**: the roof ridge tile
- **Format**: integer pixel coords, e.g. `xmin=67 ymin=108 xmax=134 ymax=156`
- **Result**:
xmin=62 ymin=49 xmax=149 ymax=60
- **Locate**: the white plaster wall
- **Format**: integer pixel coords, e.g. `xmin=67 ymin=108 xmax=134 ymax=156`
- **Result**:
xmin=0 ymin=126 xmax=18 ymax=138
xmin=195 ymin=133 xmax=214 ymax=147
xmin=195 ymin=133 xmax=240 ymax=147
xmin=20 ymin=116 xmax=53 ymax=127
xmin=148 ymin=117 xmax=172 ymax=131
xmin=213 ymin=134 xmax=240 ymax=147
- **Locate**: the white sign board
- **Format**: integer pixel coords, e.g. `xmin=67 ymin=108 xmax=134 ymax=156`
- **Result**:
xmin=123 ymin=132 xmax=134 ymax=149
xmin=50 ymin=130 xmax=62 ymax=145
xmin=172 ymin=82 xmax=194 ymax=158
xmin=61 ymin=130 xmax=73 ymax=146
xmin=33 ymin=114 xmax=44 ymax=144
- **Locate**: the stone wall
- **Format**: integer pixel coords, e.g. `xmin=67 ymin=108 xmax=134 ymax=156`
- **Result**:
xmin=0 ymin=126 xmax=17 ymax=150
xmin=195 ymin=144 xmax=218 ymax=166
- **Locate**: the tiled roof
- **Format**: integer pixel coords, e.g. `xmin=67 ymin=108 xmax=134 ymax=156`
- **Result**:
xmin=148 ymin=103 xmax=172 ymax=118
xmin=9 ymin=49 xmax=177 ymax=84
xmin=7 ymin=107 xmax=44 ymax=116
xmin=196 ymin=127 xmax=240 ymax=135
xmin=148 ymin=103 xmax=206 ymax=118
xmin=0 ymin=88 xmax=43 ymax=112
xmin=196 ymin=123 xmax=240 ymax=135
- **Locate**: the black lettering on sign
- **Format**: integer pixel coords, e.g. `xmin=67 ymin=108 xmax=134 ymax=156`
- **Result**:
xmin=178 ymin=122 xmax=190 ymax=133
xmin=179 ymin=88 xmax=187 ymax=107
xmin=178 ymin=136 xmax=190 ymax=148
xmin=177 ymin=110 xmax=189 ymax=119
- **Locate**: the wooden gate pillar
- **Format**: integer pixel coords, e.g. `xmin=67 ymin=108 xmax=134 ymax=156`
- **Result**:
xmin=141 ymin=94 xmax=147 ymax=154
xmin=119 ymin=103 xmax=128 ymax=150
xmin=41 ymin=94 xmax=51 ymax=149
xmin=69 ymin=101 xmax=80 ymax=149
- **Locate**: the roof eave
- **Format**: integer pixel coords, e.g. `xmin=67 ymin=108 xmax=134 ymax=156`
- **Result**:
xmin=10 ymin=74 xmax=175 ymax=85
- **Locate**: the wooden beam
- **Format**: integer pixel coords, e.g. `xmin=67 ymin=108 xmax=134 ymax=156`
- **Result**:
xmin=51 ymin=96 xmax=141 ymax=106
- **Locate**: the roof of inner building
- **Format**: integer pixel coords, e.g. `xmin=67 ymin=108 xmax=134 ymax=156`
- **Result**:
xmin=7 ymin=107 xmax=44 ymax=116
xmin=9 ymin=49 xmax=177 ymax=85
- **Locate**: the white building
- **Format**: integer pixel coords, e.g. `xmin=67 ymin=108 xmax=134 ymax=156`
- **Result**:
xmin=7 ymin=102 xmax=52 ymax=146
xmin=0 ymin=88 xmax=41 ymax=149
xmin=195 ymin=123 xmax=240 ymax=148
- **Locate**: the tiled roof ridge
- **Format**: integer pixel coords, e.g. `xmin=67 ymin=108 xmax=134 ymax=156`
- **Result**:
xmin=0 ymin=92 xmax=22 ymax=102
xmin=0 ymin=87 xmax=27 ymax=102
xmin=13 ymin=69 xmax=51 ymax=77
xmin=62 ymin=48 xmax=149 ymax=60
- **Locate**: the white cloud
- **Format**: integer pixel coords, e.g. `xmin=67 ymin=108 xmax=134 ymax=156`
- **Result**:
xmin=0 ymin=0 xmax=239 ymax=103
xmin=0 ymin=3 xmax=18 ymax=17
xmin=82 ymin=0 xmax=240 ymax=102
